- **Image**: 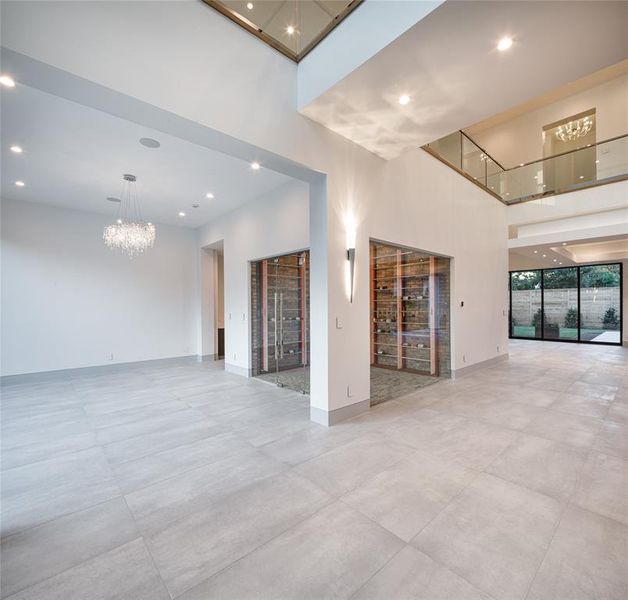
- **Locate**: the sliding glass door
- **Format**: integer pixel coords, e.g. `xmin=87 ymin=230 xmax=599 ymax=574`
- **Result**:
xmin=509 ymin=263 xmax=622 ymax=346
xmin=580 ymin=264 xmax=622 ymax=344
xmin=510 ymin=271 xmax=542 ymax=339
xmin=543 ymin=268 xmax=578 ymax=341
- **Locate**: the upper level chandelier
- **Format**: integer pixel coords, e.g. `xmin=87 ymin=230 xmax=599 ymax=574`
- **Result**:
xmin=555 ymin=116 xmax=593 ymax=143
xmin=103 ymin=174 xmax=155 ymax=257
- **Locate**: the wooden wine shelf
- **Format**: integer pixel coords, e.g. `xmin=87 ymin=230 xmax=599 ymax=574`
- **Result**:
xmin=370 ymin=241 xmax=439 ymax=376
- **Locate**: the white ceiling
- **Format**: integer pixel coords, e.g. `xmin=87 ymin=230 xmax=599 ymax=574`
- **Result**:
xmin=1 ymin=84 xmax=295 ymax=228
xmin=301 ymin=0 xmax=628 ymax=159
xmin=510 ymin=235 xmax=628 ymax=270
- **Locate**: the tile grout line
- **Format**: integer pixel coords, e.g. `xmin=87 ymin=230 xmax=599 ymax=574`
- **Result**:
xmin=168 ymin=496 xmax=338 ymax=599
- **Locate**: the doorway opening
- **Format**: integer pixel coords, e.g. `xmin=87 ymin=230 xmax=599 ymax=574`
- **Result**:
xmin=370 ymin=240 xmax=451 ymax=405
xmin=215 ymin=251 xmax=225 ymax=359
xmin=250 ymin=250 xmax=309 ymax=394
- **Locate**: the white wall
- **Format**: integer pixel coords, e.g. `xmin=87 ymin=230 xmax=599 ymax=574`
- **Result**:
xmin=1 ymin=198 xmax=198 ymax=376
xmin=370 ymin=149 xmax=510 ymax=371
xmin=1 ymin=0 xmax=509 ymax=419
xmin=297 ymin=0 xmax=443 ymax=108
xmin=197 ymin=180 xmax=310 ymax=375
xmin=507 ymin=181 xmax=628 ymax=229
xmin=195 ymin=150 xmax=509 ymax=385
xmin=469 ymin=75 xmax=628 ymax=168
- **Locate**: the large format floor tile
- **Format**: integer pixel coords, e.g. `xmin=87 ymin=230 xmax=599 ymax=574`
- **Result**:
xmin=342 ymin=453 xmax=477 ymax=542
xmin=0 ymin=498 xmax=138 ymax=598
xmin=147 ymin=472 xmax=331 ymax=597
xmin=4 ymin=539 xmax=169 ymax=600
xmin=486 ymin=433 xmax=587 ymax=501
xmin=384 ymin=412 xmax=518 ymax=470
xmin=1 ymin=342 xmax=626 ymax=600
xmin=125 ymin=446 xmax=287 ymax=535
xmin=572 ymin=451 xmax=628 ymax=525
xmin=352 ymin=545 xmax=492 ymax=600
xmin=111 ymin=431 xmax=255 ymax=493
xmin=178 ymin=501 xmax=404 ymax=600
xmin=593 ymin=420 xmax=628 ymax=460
xmin=528 ymin=506 xmax=628 ymax=600
xmin=294 ymin=432 xmax=414 ymax=496
xmin=524 ymin=409 xmax=602 ymax=449
xmin=412 ymin=473 xmax=562 ymax=600
xmin=0 ymin=447 xmax=120 ymax=537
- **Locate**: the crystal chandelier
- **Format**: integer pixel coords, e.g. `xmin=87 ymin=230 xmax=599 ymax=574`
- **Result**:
xmin=555 ymin=116 xmax=593 ymax=143
xmin=103 ymin=174 xmax=155 ymax=257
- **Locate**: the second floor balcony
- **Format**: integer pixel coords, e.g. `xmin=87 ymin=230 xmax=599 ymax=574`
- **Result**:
xmin=424 ymin=131 xmax=627 ymax=205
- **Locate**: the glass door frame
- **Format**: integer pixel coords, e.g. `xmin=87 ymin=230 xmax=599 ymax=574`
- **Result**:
xmin=509 ymin=262 xmax=623 ymax=346
xmin=250 ymin=249 xmax=310 ymax=394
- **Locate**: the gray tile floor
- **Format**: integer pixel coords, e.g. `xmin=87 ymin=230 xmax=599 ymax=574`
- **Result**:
xmin=1 ymin=340 xmax=627 ymax=599
xmin=255 ymin=366 xmax=438 ymax=404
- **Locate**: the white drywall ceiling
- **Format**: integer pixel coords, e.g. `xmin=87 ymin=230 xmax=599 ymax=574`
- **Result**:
xmin=301 ymin=0 xmax=628 ymax=159
xmin=1 ymin=84 xmax=295 ymax=227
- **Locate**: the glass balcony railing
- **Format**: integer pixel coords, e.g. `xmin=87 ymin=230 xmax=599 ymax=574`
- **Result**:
xmin=424 ymin=132 xmax=628 ymax=205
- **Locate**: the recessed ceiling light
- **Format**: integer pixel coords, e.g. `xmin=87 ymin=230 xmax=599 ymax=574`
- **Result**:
xmin=579 ymin=175 xmax=584 ymax=179
xmin=247 ymin=2 xmax=253 ymax=8
xmin=542 ymin=254 xmax=547 ymax=258
xmin=533 ymin=250 xmax=538 ymax=254
xmin=559 ymin=262 xmax=563 ymax=265
xmin=0 ymin=75 xmax=15 ymax=88
xmin=251 ymin=161 xmax=260 ymax=170
xmin=178 ymin=211 xmax=186 ymax=217
xmin=10 ymin=145 xmax=23 ymax=153
xmin=139 ymin=137 xmax=160 ymax=148
xmin=562 ymin=242 xmax=567 ymax=246
xmin=286 ymin=25 xmax=295 ymax=35
xmin=15 ymin=180 xmax=25 ymax=187
xmin=398 ymin=94 xmax=410 ymax=105
xmin=106 ymin=197 xmax=121 ymax=203
xmin=553 ymin=259 xmax=557 ymax=262
xmin=206 ymin=192 xmax=214 ymax=199
xmin=497 ymin=37 xmax=513 ymax=51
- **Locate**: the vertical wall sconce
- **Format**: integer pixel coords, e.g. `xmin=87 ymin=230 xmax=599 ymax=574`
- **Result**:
xmin=345 ymin=215 xmax=357 ymax=303
xmin=347 ymin=246 xmax=356 ymax=303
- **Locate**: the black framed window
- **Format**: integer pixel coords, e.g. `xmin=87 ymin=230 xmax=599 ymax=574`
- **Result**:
xmin=509 ymin=262 xmax=622 ymax=346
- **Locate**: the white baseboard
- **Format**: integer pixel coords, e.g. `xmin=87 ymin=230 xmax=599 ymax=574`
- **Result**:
xmin=451 ymin=353 xmax=509 ymax=379
xmin=1 ymin=354 xmax=199 ymax=385
xmin=225 ymin=363 xmax=251 ymax=377
xmin=310 ymin=398 xmax=370 ymax=426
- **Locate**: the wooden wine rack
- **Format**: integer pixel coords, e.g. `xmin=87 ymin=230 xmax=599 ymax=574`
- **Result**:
xmin=370 ymin=242 xmax=439 ymax=376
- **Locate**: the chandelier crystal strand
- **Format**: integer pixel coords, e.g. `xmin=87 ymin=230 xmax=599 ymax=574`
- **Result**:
xmin=555 ymin=116 xmax=593 ymax=143
xmin=103 ymin=174 xmax=155 ymax=257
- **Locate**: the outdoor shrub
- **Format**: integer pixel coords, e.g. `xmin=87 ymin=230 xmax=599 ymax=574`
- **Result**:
xmin=602 ymin=307 xmax=619 ymax=329
xmin=564 ymin=308 xmax=578 ymax=328
xmin=532 ymin=308 xmax=544 ymax=327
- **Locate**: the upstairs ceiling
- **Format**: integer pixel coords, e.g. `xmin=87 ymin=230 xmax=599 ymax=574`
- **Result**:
xmin=301 ymin=0 xmax=628 ymax=159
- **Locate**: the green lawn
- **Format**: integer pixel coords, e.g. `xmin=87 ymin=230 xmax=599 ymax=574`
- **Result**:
xmin=512 ymin=326 xmax=608 ymax=340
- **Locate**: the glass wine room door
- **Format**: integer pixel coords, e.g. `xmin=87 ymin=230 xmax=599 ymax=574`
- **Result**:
xmin=250 ymin=251 xmax=309 ymax=394
xmin=370 ymin=241 xmax=450 ymax=404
